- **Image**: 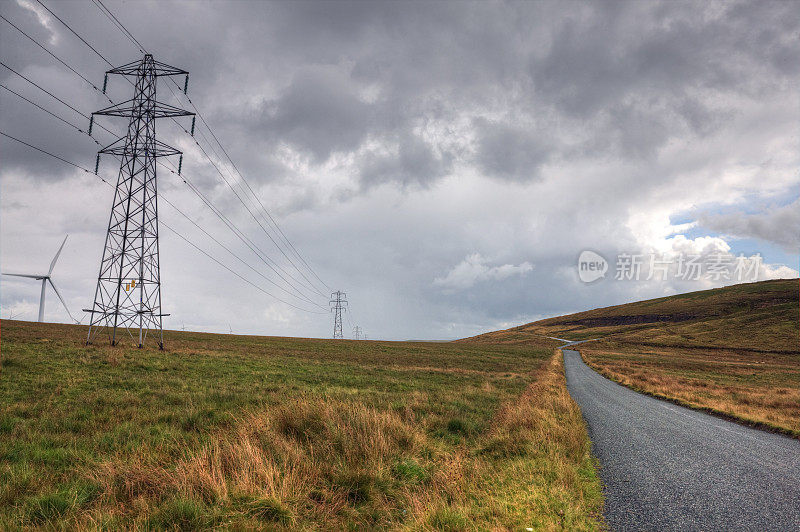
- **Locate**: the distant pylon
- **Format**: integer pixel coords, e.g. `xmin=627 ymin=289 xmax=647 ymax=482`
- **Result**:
xmin=352 ymin=325 xmax=362 ymax=340
xmin=330 ymin=290 xmax=347 ymax=339
xmin=85 ymin=54 xmax=194 ymax=349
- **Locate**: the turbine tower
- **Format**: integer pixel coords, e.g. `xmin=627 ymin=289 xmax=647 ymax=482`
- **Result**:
xmin=2 ymin=235 xmax=77 ymax=323
xmin=85 ymin=54 xmax=194 ymax=349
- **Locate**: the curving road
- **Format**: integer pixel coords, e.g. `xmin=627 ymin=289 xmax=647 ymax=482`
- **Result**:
xmin=562 ymin=349 xmax=800 ymax=531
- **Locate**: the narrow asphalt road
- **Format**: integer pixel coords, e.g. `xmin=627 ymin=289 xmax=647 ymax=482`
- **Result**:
xmin=562 ymin=349 xmax=800 ymax=531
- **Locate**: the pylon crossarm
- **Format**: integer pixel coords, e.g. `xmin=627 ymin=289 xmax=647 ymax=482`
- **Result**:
xmin=99 ymin=138 xmax=182 ymax=158
xmin=106 ymin=57 xmax=188 ymax=78
xmin=94 ymin=100 xmax=193 ymax=119
xmin=150 ymin=60 xmax=189 ymax=77
xmin=104 ymin=59 xmax=141 ymax=75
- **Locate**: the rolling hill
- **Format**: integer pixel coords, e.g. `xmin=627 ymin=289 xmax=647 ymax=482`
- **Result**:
xmin=464 ymin=278 xmax=799 ymax=436
xmin=465 ymin=279 xmax=799 ymax=353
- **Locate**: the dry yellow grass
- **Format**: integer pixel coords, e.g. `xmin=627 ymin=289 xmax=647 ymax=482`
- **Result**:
xmin=84 ymin=398 xmax=422 ymax=528
xmin=476 ymin=351 xmax=603 ymax=531
xmin=579 ymin=343 xmax=800 ymax=437
xmin=74 ymin=353 xmax=603 ymax=530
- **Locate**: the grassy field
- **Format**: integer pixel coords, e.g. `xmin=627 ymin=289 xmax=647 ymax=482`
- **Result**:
xmin=0 ymin=320 xmax=602 ymax=530
xmin=467 ymin=279 xmax=800 ymax=437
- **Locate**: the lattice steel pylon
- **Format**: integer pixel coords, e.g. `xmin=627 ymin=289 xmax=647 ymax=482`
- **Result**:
xmin=330 ymin=290 xmax=347 ymax=339
xmin=85 ymin=54 xmax=194 ymax=349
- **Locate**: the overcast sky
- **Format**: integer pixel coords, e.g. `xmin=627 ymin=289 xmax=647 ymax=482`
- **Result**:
xmin=1 ymin=0 xmax=797 ymax=341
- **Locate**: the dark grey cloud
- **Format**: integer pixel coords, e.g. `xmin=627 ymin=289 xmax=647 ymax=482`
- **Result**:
xmin=256 ymin=67 xmax=373 ymax=162
xmin=532 ymin=1 xmax=798 ymax=160
xmin=473 ymin=118 xmax=551 ymax=182
xmin=359 ymin=132 xmax=450 ymax=190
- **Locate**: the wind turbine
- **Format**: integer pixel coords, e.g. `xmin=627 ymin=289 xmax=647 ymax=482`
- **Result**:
xmin=2 ymin=235 xmax=77 ymax=323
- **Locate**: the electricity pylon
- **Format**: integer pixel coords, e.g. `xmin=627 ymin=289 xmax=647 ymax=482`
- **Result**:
xmin=85 ymin=54 xmax=194 ymax=349
xmin=330 ymin=290 xmax=347 ymax=339
xmin=352 ymin=325 xmax=362 ymax=340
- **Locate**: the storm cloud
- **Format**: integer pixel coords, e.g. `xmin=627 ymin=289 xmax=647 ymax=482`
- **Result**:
xmin=1 ymin=0 xmax=797 ymax=340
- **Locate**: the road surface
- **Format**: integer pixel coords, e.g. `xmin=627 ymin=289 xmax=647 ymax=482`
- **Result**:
xmin=562 ymin=348 xmax=800 ymax=531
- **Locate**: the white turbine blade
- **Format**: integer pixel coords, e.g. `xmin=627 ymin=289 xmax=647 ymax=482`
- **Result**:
xmin=47 ymin=278 xmax=77 ymax=323
xmin=2 ymin=273 xmax=44 ymax=279
xmin=48 ymin=235 xmax=69 ymax=275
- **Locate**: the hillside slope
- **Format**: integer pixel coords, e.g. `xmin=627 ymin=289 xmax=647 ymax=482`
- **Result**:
xmin=465 ymin=279 xmax=799 ymax=353
xmin=464 ymin=279 xmax=799 ymax=436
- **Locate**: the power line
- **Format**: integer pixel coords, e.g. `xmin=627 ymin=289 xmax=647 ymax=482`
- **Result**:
xmin=162 ymin=101 xmax=328 ymax=299
xmin=86 ymin=0 xmax=331 ymax=300
xmin=0 ymin=13 xmax=107 ymax=96
xmin=0 ymin=83 xmax=94 ymax=139
xmin=173 ymin=121 xmax=327 ymax=300
xmin=5 ymin=0 xmax=336 ymax=320
xmin=0 ymin=61 xmax=123 ymax=142
xmin=158 ymin=190 xmax=327 ymax=309
xmin=1 ymin=61 xmax=90 ymax=119
xmin=0 ymin=129 xmax=326 ymax=315
xmin=1 ymin=47 xmax=320 ymax=308
xmin=161 ymin=223 xmax=326 ymax=314
xmin=155 ymin=158 xmax=325 ymax=307
xmin=30 ymin=0 xmax=332 ymax=315
xmin=91 ymin=0 xmax=146 ymax=54
xmin=10 ymin=2 xmax=340 ymax=322
xmin=2 ymin=12 xmax=320 ymax=307
xmin=34 ymin=0 xmax=113 ymax=67
xmin=171 ymin=82 xmax=334 ymax=296
xmin=146 ymin=162 xmax=327 ymax=309
xmin=0 ymin=130 xmax=92 ymax=172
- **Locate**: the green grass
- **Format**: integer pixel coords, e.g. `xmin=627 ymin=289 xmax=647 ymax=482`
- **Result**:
xmin=0 ymin=320 xmax=602 ymax=529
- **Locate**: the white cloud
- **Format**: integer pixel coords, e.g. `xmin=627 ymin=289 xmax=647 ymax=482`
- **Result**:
xmin=433 ymin=253 xmax=533 ymax=292
xmin=607 ymin=234 xmax=797 ymax=293
xmin=16 ymin=0 xmax=58 ymax=45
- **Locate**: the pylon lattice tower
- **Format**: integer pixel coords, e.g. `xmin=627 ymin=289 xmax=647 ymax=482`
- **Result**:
xmin=330 ymin=290 xmax=347 ymax=339
xmin=352 ymin=325 xmax=362 ymax=340
xmin=85 ymin=54 xmax=194 ymax=349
